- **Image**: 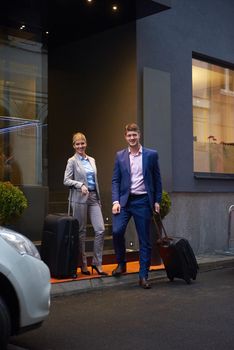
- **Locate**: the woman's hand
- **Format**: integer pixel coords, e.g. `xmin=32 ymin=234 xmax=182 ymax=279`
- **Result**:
xmin=81 ymin=184 xmax=89 ymax=195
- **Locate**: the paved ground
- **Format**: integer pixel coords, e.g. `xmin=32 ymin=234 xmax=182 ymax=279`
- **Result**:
xmin=9 ymin=263 xmax=234 ymax=350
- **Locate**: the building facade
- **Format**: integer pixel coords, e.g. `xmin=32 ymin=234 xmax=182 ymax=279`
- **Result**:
xmin=1 ymin=0 xmax=234 ymax=254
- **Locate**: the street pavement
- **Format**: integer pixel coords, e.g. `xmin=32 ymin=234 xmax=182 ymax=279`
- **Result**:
xmin=9 ymin=262 xmax=234 ymax=350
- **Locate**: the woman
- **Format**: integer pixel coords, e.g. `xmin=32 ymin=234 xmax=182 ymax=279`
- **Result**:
xmin=64 ymin=132 xmax=107 ymax=276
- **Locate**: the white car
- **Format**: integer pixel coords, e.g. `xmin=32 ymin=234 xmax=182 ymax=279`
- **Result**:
xmin=0 ymin=226 xmax=51 ymax=349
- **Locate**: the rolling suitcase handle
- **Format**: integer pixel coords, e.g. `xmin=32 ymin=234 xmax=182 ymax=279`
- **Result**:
xmin=152 ymin=211 xmax=173 ymax=245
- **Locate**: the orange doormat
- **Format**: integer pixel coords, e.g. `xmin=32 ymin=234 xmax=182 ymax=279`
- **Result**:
xmin=50 ymin=262 xmax=165 ymax=284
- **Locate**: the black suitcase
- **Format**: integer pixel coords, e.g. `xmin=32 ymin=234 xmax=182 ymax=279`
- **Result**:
xmin=153 ymin=214 xmax=199 ymax=284
xmin=41 ymin=214 xmax=79 ymax=279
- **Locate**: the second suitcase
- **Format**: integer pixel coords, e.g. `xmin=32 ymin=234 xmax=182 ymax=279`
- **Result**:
xmin=154 ymin=214 xmax=199 ymax=284
xmin=41 ymin=214 xmax=79 ymax=279
xmin=158 ymin=237 xmax=198 ymax=284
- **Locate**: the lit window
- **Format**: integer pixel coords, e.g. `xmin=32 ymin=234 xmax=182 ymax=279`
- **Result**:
xmin=192 ymin=57 xmax=234 ymax=174
xmin=0 ymin=35 xmax=48 ymax=185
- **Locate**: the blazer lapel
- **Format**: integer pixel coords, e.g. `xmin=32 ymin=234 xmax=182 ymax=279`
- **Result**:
xmin=74 ymin=154 xmax=86 ymax=177
xmin=123 ymin=148 xmax=130 ymax=174
xmin=87 ymin=157 xmax=96 ymax=173
xmin=142 ymin=147 xmax=147 ymax=176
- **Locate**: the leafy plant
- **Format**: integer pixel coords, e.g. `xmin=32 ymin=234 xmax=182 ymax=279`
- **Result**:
xmin=160 ymin=190 xmax=171 ymax=219
xmin=0 ymin=181 xmax=28 ymax=225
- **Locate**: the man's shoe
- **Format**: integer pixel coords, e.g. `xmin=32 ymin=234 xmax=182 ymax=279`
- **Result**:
xmin=139 ymin=278 xmax=151 ymax=289
xmin=112 ymin=264 xmax=126 ymax=277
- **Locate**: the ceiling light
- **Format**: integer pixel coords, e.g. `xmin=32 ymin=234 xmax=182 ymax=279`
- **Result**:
xmin=112 ymin=5 xmax=118 ymax=11
xmin=19 ymin=25 xmax=25 ymax=30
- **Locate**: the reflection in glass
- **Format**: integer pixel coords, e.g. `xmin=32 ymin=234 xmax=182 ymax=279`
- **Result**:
xmin=0 ymin=33 xmax=47 ymax=185
xmin=192 ymin=58 xmax=234 ymax=174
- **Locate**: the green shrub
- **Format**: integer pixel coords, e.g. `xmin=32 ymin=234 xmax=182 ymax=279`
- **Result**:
xmin=0 ymin=181 xmax=28 ymax=225
xmin=160 ymin=190 xmax=171 ymax=219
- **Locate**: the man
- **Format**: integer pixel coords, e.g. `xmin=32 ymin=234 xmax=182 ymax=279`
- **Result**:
xmin=112 ymin=123 xmax=162 ymax=289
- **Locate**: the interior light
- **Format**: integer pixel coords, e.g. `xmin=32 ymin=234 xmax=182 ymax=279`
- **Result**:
xmin=87 ymin=0 xmax=93 ymax=3
xmin=112 ymin=4 xmax=118 ymax=11
xmin=46 ymin=31 xmax=49 ymax=35
xmin=19 ymin=25 xmax=25 ymax=30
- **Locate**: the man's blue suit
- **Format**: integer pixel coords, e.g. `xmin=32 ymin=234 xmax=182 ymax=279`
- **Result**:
xmin=112 ymin=147 xmax=162 ymax=279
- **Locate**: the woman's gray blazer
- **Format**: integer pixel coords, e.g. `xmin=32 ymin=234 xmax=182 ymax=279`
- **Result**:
xmin=64 ymin=154 xmax=101 ymax=204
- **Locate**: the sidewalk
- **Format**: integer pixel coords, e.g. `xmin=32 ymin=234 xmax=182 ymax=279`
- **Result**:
xmin=51 ymin=253 xmax=234 ymax=297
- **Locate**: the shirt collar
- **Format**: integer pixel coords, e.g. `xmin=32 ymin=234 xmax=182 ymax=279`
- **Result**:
xmin=128 ymin=145 xmax=142 ymax=155
xmin=77 ymin=154 xmax=88 ymax=161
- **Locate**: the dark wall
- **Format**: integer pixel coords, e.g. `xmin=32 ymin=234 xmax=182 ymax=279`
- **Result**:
xmin=48 ymin=23 xmax=137 ymax=218
xmin=137 ymin=0 xmax=234 ymax=192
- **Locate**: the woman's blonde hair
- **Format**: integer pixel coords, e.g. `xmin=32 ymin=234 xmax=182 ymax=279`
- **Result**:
xmin=72 ymin=132 xmax=87 ymax=145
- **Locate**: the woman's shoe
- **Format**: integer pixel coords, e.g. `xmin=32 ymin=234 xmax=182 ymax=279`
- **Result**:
xmin=81 ymin=269 xmax=91 ymax=276
xmin=91 ymin=265 xmax=108 ymax=276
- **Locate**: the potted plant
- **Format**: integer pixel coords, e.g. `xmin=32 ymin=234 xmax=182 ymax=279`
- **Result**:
xmin=0 ymin=181 xmax=28 ymax=226
xmin=155 ymin=190 xmax=172 ymax=239
xmin=159 ymin=190 xmax=171 ymax=220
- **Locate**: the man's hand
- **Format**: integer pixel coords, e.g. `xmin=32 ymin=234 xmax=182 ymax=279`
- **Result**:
xmin=154 ymin=202 xmax=160 ymax=213
xmin=112 ymin=203 xmax=121 ymax=214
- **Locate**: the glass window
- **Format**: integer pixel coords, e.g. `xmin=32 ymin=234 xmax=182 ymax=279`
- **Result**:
xmin=192 ymin=57 xmax=234 ymax=175
xmin=0 ymin=31 xmax=48 ymax=185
